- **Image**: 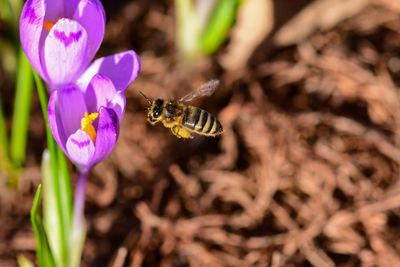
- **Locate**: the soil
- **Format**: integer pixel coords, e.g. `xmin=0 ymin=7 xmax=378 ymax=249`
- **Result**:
xmin=2 ymin=0 xmax=400 ymax=266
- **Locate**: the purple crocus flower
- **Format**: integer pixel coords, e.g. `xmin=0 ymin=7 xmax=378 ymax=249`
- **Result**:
xmin=48 ymin=70 xmax=135 ymax=173
xmin=48 ymin=58 xmax=140 ymax=232
xmin=20 ymin=0 xmax=106 ymax=88
xmin=46 ymin=49 xmax=140 ymax=173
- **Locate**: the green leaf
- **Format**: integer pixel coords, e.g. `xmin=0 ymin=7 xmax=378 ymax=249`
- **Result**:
xmin=200 ymin=0 xmax=242 ymax=55
xmin=30 ymin=184 xmax=57 ymax=267
xmin=10 ymin=48 xmax=33 ymax=168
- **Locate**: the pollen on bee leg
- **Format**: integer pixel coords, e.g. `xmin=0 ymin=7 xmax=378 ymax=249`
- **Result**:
xmin=171 ymin=126 xmax=193 ymax=139
xmin=81 ymin=112 xmax=99 ymax=143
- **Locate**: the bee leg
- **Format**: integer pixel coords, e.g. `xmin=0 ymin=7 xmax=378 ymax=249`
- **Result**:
xmin=171 ymin=125 xmax=181 ymax=138
xmin=171 ymin=126 xmax=193 ymax=139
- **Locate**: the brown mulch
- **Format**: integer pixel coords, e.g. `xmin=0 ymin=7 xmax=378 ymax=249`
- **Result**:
xmin=2 ymin=0 xmax=400 ymax=266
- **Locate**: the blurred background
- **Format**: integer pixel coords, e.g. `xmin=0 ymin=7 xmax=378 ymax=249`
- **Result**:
xmin=2 ymin=0 xmax=400 ymax=266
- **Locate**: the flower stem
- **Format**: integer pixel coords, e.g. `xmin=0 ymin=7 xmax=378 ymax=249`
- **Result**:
xmin=70 ymin=171 xmax=89 ymax=267
xmin=73 ymin=171 xmax=89 ymax=230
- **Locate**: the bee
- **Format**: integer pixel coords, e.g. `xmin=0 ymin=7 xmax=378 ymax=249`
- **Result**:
xmin=139 ymin=80 xmax=224 ymax=139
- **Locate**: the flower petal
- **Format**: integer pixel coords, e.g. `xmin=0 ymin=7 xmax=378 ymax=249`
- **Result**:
xmin=66 ymin=129 xmax=95 ymax=171
xmin=48 ymin=89 xmax=68 ymax=152
xmin=58 ymin=83 xmax=87 ymax=138
xmin=84 ymin=74 xmax=116 ymax=114
xmin=77 ymin=50 xmax=141 ymax=92
xmin=85 ymin=74 xmax=126 ymax=124
xmin=20 ymin=0 xmax=46 ymax=78
xmin=64 ymin=0 xmax=106 ymax=60
xmin=91 ymin=107 xmax=119 ymax=166
xmin=43 ymin=0 xmax=63 ymax=22
xmin=111 ymin=91 xmax=126 ymax=123
xmin=42 ymin=18 xmax=89 ymax=87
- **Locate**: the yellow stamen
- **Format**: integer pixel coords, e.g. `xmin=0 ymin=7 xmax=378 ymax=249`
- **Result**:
xmin=81 ymin=112 xmax=99 ymax=143
xmin=43 ymin=20 xmax=56 ymax=31
xmin=43 ymin=18 xmax=61 ymax=31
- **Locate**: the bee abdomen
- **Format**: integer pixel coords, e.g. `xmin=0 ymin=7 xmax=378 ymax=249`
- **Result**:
xmin=202 ymin=113 xmax=223 ymax=135
xmin=183 ymin=106 xmax=223 ymax=136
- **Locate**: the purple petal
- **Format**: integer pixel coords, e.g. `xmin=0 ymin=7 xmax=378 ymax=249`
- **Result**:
xmin=91 ymin=107 xmax=119 ymax=166
xmin=48 ymin=89 xmax=68 ymax=152
xmin=20 ymin=0 xmax=46 ymax=78
xmin=42 ymin=18 xmax=89 ymax=87
xmin=84 ymin=74 xmax=116 ymax=114
xmin=111 ymin=91 xmax=126 ymax=123
xmin=43 ymin=0 xmax=63 ymax=22
xmin=85 ymin=74 xmax=126 ymax=123
xmin=77 ymin=50 xmax=141 ymax=92
xmin=66 ymin=129 xmax=95 ymax=171
xmin=64 ymin=0 xmax=106 ymax=60
xmin=58 ymin=83 xmax=88 ymax=138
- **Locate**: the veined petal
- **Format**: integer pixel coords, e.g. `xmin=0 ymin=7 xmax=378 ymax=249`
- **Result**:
xmin=66 ymin=129 xmax=95 ymax=171
xmin=58 ymin=83 xmax=87 ymax=138
xmin=111 ymin=91 xmax=126 ymax=123
xmin=84 ymin=74 xmax=116 ymax=114
xmin=20 ymin=0 xmax=46 ymax=78
xmin=85 ymin=74 xmax=126 ymax=123
xmin=64 ymin=0 xmax=106 ymax=60
xmin=77 ymin=50 xmax=141 ymax=92
xmin=48 ymin=89 xmax=68 ymax=152
xmin=42 ymin=18 xmax=89 ymax=87
xmin=92 ymin=107 xmax=119 ymax=166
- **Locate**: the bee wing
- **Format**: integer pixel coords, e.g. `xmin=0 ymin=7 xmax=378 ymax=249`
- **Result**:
xmin=179 ymin=79 xmax=220 ymax=102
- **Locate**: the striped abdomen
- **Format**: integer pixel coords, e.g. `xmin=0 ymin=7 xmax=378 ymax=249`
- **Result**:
xmin=182 ymin=106 xmax=223 ymax=136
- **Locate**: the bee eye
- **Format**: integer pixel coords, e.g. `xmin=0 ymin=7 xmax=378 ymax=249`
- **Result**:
xmin=152 ymin=99 xmax=163 ymax=118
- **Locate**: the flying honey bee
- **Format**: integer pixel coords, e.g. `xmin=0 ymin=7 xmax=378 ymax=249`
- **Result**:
xmin=139 ymin=80 xmax=224 ymax=139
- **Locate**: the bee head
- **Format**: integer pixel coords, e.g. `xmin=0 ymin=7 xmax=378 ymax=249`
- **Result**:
xmin=139 ymin=91 xmax=161 ymax=125
xmin=147 ymin=99 xmax=163 ymax=125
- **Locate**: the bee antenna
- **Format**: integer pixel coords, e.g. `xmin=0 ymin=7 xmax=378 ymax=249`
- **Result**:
xmin=135 ymin=108 xmax=148 ymax=112
xmin=139 ymin=91 xmax=152 ymax=105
